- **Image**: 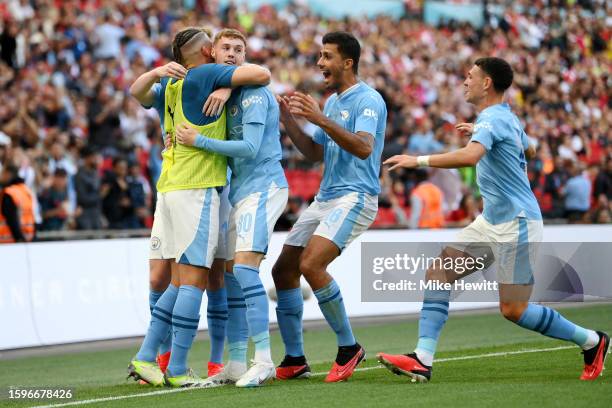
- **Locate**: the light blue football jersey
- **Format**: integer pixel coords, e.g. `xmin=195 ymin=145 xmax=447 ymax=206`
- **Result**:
xmin=470 ymin=103 xmax=542 ymax=224
xmin=225 ymin=85 xmax=287 ymax=205
xmin=313 ymin=81 xmax=387 ymax=201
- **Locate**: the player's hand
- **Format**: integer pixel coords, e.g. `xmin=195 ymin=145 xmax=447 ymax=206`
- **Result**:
xmin=164 ymin=134 xmax=172 ymax=150
xmin=175 ymin=123 xmax=198 ymax=146
xmin=276 ymin=94 xmax=295 ymax=123
xmin=384 ymin=155 xmax=418 ymax=171
xmin=455 ymin=122 xmax=474 ymax=136
xmin=288 ymin=92 xmax=324 ymax=124
xmin=154 ymin=62 xmax=187 ymax=80
xmin=203 ymin=88 xmax=231 ymax=116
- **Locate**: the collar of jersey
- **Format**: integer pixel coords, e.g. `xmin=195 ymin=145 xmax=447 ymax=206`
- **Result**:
xmin=482 ymin=102 xmax=510 ymax=113
xmin=337 ymin=81 xmax=362 ymax=100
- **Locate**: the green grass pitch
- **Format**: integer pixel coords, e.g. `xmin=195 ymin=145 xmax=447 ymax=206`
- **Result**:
xmin=1 ymin=304 xmax=610 ymax=408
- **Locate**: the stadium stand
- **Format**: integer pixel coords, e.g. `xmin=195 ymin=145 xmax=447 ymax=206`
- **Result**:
xmin=0 ymin=0 xmax=609 ymax=237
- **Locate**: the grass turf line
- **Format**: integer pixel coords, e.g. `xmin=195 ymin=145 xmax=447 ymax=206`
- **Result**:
xmin=0 ymin=304 xmax=610 ymax=408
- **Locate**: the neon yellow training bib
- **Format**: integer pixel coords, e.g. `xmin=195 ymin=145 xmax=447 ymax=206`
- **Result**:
xmin=157 ymin=78 xmax=227 ymax=193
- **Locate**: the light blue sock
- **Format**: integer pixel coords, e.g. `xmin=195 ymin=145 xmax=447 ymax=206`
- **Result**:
xmin=167 ymin=285 xmax=203 ymax=376
xmin=150 ymin=288 xmax=173 ymax=355
xmin=136 ymin=284 xmax=178 ymax=362
xmin=154 ymin=286 xmax=173 ymax=354
xmin=149 ymin=290 xmax=163 ymax=313
xmin=314 ymin=280 xmax=355 ymax=347
xmin=225 ymin=272 xmax=248 ymax=365
xmin=276 ymin=287 xmax=304 ymax=357
xmin=206 ymin=287 xmax=228 ymax=364
xmin=159 ymin=330 xmax=172 ymax=355
xmin=415 ymin=289 xmax=450 ymax=366
xmin=516 ymin=304 xmax=599 ymax=349
xmin=233 ymin=264 xmax=271 ymax=362
xmin=253 ymin=331 xmax=271 ymax=362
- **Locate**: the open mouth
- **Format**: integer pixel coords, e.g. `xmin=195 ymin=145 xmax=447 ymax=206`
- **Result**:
xmin=321 ymin=70 xmax=331 ymax=79
xmin=225 ymin=60 xmax=235 ymax=65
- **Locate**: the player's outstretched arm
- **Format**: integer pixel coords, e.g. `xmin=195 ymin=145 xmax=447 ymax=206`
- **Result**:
xmin=174 ymin=123 xmax=262 ymax=159
xmin=277 ymin=94 xmax=323 ymax=162
xmin=230 ymin=64 xmax=271 ymax=87
xmin=129 ymin=62 xmax=187 ymax=107
xmin=385 ymin=142 xmax=486 ymax=171
xmin=289 ymin=92 xmax=373 ymax=160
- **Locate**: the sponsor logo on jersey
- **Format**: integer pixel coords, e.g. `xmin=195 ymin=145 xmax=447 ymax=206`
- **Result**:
xmin=474 ymin=121 xmax=493 ymax=132
xmin=242 ymin=95 xmax=264 ymax=109
xmin=362 ymin=108 xmax=377 ymax=119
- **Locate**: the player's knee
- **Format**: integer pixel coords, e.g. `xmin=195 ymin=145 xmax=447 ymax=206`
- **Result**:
xmin=149 ymin=271 xmax=170 ymax=291
xmin=499 ymin=302 xmax=526 ymax=322
xmin=299 ymin=256 xmax=322 ymax=279
xmin=272 ymin=260 xmax=299 ymax=286
xmin=208 ymin=259 xmax=225 ymax=290
xmin=271 ymin=262 xmax=284 ymax=282
xmin=208 ymin=273 xmax=224 ymax=291
xmin=149 ymin=276 xmax=168 ymax=292
xmin=272 ymin=249 xmax=301 ymax=278
xmin=149 ymin=260 xmax=171 ymax=291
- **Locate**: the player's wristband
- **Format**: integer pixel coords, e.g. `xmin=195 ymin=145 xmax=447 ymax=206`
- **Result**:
xmin=417 ymin=155 xmax=430 ymax=167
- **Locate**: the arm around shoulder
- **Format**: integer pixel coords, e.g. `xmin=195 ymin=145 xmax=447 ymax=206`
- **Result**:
xmin=231 ymin=64 xmax=271 ymax=87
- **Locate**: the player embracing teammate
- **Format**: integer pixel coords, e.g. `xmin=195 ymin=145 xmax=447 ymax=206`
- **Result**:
xmin=127 ymin=25 xmax=606 ymax=390
xmin=127 ymin=27 xmax=272 ymax=387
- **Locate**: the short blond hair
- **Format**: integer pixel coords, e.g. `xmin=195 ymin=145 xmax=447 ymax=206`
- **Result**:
xmin=213 ymin=28 xmax=247 ymax=48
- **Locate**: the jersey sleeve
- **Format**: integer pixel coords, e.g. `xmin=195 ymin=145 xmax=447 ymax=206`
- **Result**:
xmin=313 ymin=128 xmax=326 ymax=145
xmin=196 ymin=123 xmax=263 ymax=159
xmin=520 ymin=128 xmax=530 ymax=150
xmin=241 ymin=87 xmax=268 ymax=125
xmin=189 ymin=64 xmax=237 ymax=90
xmin=142 ymin=82 xmax=164 ymax=111
xmin=354 ymin=94 xmax=381 ymax=136
xmin=470 ymin=116 xmax=495 ymax=151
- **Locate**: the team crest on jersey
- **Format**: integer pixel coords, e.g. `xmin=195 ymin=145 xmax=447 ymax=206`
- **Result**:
xmin=151 ymin=237 xmax=161 ymax=250
xmin=340 ymin=110 xmax=350 ymax=121
xmin=230 ymin=105 xmax=239 ymax=117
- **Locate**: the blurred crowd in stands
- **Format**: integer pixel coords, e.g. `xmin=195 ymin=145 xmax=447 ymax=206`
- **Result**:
xmin=0 ymin=0 xmax=609 ymax=237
